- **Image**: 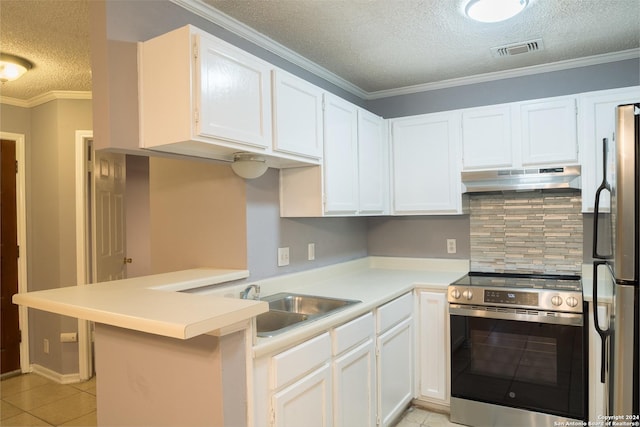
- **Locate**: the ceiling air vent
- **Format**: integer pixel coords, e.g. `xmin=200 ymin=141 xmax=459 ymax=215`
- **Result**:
xmin=491 ymin=38 xmax=544 ymax=58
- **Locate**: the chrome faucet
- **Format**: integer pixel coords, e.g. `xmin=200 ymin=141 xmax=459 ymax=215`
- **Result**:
xmin=240 ymin=284 xmax=260 ymax=300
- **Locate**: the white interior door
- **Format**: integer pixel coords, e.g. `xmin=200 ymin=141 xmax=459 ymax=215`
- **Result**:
xmin=92 ymin=151 xmax=127 ymax=282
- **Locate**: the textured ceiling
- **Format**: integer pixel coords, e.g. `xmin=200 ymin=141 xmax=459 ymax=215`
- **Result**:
xmin=0 ymin=0 xmax=638 ymax=102
xmin=0 ymin=0 xmax=91 ymax=101
xmin=205 ymin=0 xmax=640 ymax=93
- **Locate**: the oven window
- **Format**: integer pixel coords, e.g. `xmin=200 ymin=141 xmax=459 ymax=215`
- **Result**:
xmin=470 ymin=329 xmax=558 ymax=385
xmin=451 ymin=315 xmax=585 ymax=420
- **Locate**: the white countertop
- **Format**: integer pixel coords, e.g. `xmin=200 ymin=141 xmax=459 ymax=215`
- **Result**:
xmin=12 ymin=258 xmax=467 ymax=344
xmin=206 ymin=256 xmax=470 ymax=357
xmin=12 ymin=268 xmax=268 ymax=340
xmin=15 ymin=258 xmax=606 ymax=349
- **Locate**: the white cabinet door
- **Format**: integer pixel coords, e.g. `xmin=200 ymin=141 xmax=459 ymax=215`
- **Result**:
xmin=462 ymin=104 xmax=512 ymax=170
xmin=333 ymin=339 xmax=376 ymax=427
xmin=140 ymin=25 xmax=278 ymax=159
xmin=323 ymin=94 xmax=359 ymax=214
xmin=417 ymin=290 xmax=449 ymax=403
xmin=519 ymin=97 xmax=578 ymax=166
xmin=358 ymin=109 xmax=388 ymax=214
xmin=377 ymin=317 xmax=414 ymax=427
xmin=197 ymin=32 xmax=272 ymax=149
xmin=390 ymin=112 xmax=462 ymax=214
xmin=273 ymin=364 xmax=332 ymax=427
xmin=272 ymin=69 xmax=324 ymax=158
xmin=579 ymin=86 xmax=640 ymax=212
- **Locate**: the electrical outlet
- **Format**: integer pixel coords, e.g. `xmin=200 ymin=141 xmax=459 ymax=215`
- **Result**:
xmin=60 ymin=332 xmax=78 ymax=343
xmin=308 ymin=243 xmax=315 ymax=261
xmin=278 ymin=247 xmax=290 ymax=267
xmin=447 ymin=239 xmax=457 ymax=254
xmin=44 ymin=338 xmax=49 ymax=354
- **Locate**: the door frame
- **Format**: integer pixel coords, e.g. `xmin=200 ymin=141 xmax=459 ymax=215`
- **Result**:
xmin=1 ymin=132 xmax=29 ymax=373
xmin=75 ymin=130 xmax=94 ymax=380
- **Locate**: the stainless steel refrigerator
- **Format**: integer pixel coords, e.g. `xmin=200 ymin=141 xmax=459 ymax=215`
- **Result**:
xmin=592 ymin=103 xmax=639 ymax=418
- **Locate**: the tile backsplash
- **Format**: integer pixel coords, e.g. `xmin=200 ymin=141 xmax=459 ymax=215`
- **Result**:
xmin=470 ymin=190 xmax=583 ymax=274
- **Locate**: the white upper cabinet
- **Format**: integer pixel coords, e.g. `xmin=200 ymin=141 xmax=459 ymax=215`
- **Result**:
xmin=139 ymin=25 xmax=273 ymax=158
xmin=272 ymin=69 xmax=324 ymax=159
xmin=323 ymin=94 xmax=360 ymax=214
xmin=279 ymin=96 xmax=388 ymax=217
xmin=579 ymin=86 xmax=640 ymax=212
xmin=197 ymin=32 xmax=273 ymax=148
xmin=390 ymin=111 xmax=464 ymax=214
xmin=462 ymin=104 xmax=512 ymax=170
xmin=358 ymin=109 xmax=389 ymax=215
xmin=461 ymin=96 xmax=579 ymax=171
xmin=519 ymin=96 xmax=578 ymax=166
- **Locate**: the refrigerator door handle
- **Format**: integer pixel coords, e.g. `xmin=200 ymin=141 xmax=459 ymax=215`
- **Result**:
xmin=592 ymin=138 xmax=612 ymax=260
xmin=592 ymin=260 xmax=612 ymax=383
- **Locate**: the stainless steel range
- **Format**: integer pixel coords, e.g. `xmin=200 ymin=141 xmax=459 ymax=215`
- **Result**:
xmin=448 ymin=272 xmax=587 ymax=427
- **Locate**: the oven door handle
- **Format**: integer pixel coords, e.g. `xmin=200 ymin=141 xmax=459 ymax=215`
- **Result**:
xmin=449 ymin=304 xmax=584 ymax=326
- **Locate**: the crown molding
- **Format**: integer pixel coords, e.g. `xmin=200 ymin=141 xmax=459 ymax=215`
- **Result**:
xmin=366 ymin=48 xmax=640 ymax=99
xmin=172 ymin=1 xmax=639 ymax=101
xmin=171 ymin=0 xmax=369 ymax=99
xmin=1 ymin=91 xmax=92 ymax=108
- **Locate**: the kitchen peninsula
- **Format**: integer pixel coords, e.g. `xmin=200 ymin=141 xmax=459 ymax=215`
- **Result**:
xmin=12 ymin=257 xmax=469 ymax=427
xmin=12 ymin=268 xmax=268 ymax=427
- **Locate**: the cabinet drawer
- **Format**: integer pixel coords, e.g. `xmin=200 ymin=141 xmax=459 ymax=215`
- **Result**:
xmin=332 ymin=312 xmax=374 ymax=356
xmin=272 ymin=332 xmax=331 ymax=388
xmin=377 ymin=293 xmax=413 ymax=334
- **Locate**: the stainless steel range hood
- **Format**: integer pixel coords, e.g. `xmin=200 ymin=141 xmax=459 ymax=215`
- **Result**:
xmin=461 ymin=165 xmax=581 ymax=193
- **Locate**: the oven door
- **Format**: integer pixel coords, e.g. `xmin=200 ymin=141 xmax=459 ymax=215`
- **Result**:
xmin=450 ymin=305 xmax=587 ymax=420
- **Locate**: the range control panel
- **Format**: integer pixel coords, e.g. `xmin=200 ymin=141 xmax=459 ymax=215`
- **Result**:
xmin=447 ymin=286 xmax=583 ymax=313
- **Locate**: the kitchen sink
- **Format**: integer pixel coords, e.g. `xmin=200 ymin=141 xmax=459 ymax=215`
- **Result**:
xmin=256 ymin=293 xmax=361 ymax=337
xmin=264 ymin=293 xmax=360 ymax=316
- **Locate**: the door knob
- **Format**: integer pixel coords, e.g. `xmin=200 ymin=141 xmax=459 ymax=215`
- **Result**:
xmin=123 ymin=257 xmax=132 ymax=264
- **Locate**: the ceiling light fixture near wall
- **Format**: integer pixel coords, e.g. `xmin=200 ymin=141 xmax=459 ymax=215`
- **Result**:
xmin=0 ymin=53 xmax=33 ymax=82
xmin=231 ymin=152 xmax=268 ymax=179
xmin=465 ymin=0 xmax=529 ymax=23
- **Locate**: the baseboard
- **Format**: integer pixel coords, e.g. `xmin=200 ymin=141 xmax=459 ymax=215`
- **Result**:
xmin=412 ymin=397 xmax=451 ymax=415
xmin=30 ymin=364 xmax=81 ymax=384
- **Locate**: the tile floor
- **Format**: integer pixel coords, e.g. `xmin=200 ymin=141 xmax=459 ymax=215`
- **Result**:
xmin=1 ymin=374 xmax=96 ymax=427
xmin=1 ymin=373 xmax=461 ymax=427
xmin=394 ymin=406 xmax=465 ymax=427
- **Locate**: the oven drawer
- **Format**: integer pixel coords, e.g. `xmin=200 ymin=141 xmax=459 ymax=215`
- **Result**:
xmin=449 ymin=303 xmax=583 ymax=326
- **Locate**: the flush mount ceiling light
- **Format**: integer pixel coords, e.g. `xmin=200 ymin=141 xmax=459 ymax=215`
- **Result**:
xmin=465 ymin=0 xmax=529 ymax=23
xmin=0 ymin=53 xmax=33 ymax=83
xmin=231 ymin=152 xmax=268 ymax=179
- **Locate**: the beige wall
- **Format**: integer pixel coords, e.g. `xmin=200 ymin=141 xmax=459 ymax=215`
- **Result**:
xmin=125 ymin=155 xmax=151 ymax=277
xmin=149 ymin=157 xmax=247 ymax=273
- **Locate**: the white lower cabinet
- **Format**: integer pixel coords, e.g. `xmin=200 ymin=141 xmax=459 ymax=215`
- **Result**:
xmin=273 ymin=363 xmax=332 ymax=427
xmin=376 ymin=293 xmax=414 ymax=427
xmin=333 ymin=339 xmax=376 ymax=427
xmin=377 ymin=317 xmax=414 ymax=426
xmin=268 ymin=332 xmax=332 ymax=427
xmin=256 ymin=294 xmax=416 ymax=427
xmin=416 ymin=289 xmax=449 ymax=406
xmin=332 ymin=312 xmax=376 ymax=427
